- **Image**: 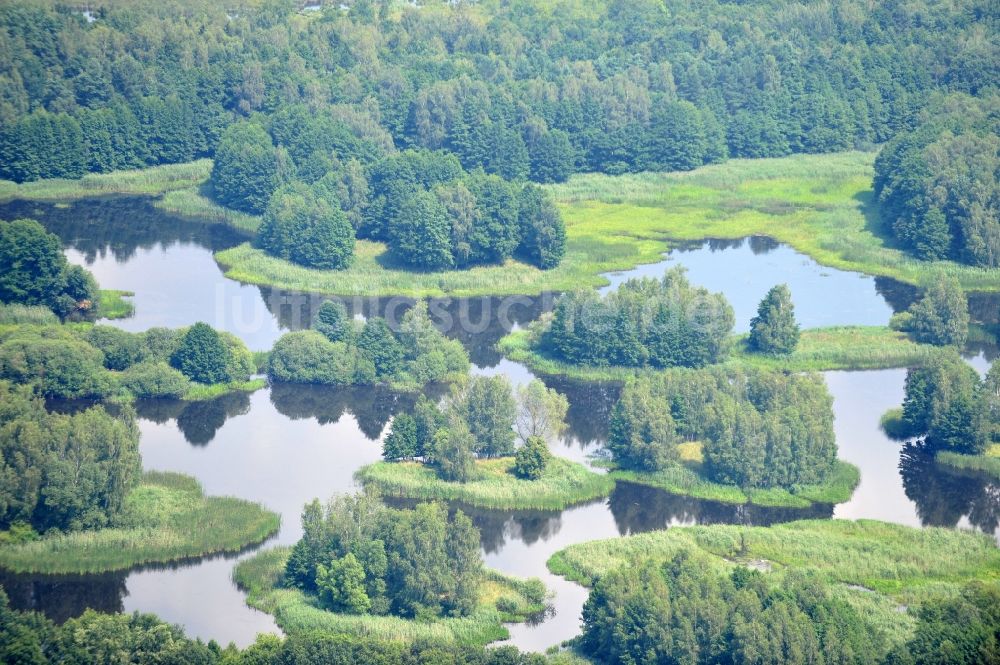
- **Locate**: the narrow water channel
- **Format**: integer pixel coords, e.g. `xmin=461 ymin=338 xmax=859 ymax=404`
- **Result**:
xmin=1 ymin=197 xmax=996 ymax=651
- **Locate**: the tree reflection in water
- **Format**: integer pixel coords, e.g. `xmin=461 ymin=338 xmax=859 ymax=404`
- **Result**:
xmin=900 ymin=442 xmax=1000 ymax=537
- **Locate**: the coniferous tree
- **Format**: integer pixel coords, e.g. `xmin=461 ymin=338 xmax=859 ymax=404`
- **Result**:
xmin=748 ymin=284 xmax=800 ymax=355
xmin=314 ymin=300 xmax=354 ymax=343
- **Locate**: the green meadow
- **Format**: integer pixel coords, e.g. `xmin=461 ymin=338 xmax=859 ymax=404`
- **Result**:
xmin=234 ymin=546 xmax=547 ymax=647
xmin=356 ymin=457 xmax=615 ymax=511
xmin=0 ymin=471 xmax=280 ymax=574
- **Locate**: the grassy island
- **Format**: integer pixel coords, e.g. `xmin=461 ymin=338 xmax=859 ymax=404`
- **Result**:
xmin=608 ymin=442 xmax=860 ymax=509
xmin=234 ymin=546 xmax=545 ymax=647
xmin=357 ymin=456 xmax=615 ymax=511
xmin=0 ymin=472 xmax=280 ymax=574
xmin=499 ymin=326 xmax=943 ymax=382
xmin=548 ymin=519 xmax=1000 ymax=649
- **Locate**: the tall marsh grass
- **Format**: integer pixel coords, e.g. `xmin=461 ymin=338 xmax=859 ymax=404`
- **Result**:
xmin=0 ymin=160 xmax=212 ymax=201
xmin=0 ymin=471 xmax=279 ymax=574
xmin=937 ymin=445 xmax=1000 ymax=480
xmin=498 ymin=326 xmax=945 ymax=383
xmin=0 ymin=303 xmax=58 ymax=325
xmin=547 ymin=519 xmax=1000 ymax=649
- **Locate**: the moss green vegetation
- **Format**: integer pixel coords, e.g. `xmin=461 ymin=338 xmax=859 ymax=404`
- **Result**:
xmin=548 ymin=519 xmax=1000 ymax=648
xmin=96 ymin=289 xmax=135 ymax=320
xmin=552 ymin=151 xmax=1000 ymax=292
xmin=936 ymin=444 xmax=1000 ymax=480
xmin=181 ymin=378 xmax=266 ymax=401
xmin=610 ymin=441 xmax=860 ymax=508
xmin=234 ymin=546 xmax=545 ymax=647
xmin=879 ymin=407 xmax=910 ymax=440
xmin=155 ymin=185 xmax=262 ymax=234
xmin=499 ymin=326 xmax=943 ymax=381
xmin=213 ymin=152 xmax=999 ymax=296
xmin=0 ymin=160 xmax=212 ymax=201
xmin=0 ymin=472 xmax=279 ymax=574
xmin=357 ymin=457 xmax=614 ymax=511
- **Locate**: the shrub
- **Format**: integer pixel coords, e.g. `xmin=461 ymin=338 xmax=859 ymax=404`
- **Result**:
xmin=513 ymin=436 xmax=552 ymax=480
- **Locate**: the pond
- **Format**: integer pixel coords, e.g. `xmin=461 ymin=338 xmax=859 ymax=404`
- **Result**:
xmin=1 ymin=197 xmax=997 ymax=652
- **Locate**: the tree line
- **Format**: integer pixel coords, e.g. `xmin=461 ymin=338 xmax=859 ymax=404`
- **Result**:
xmin=0 ymin=587 xmax=563 ymax=665
xmin=874 ymin=93 xmax=999 ymax=268
xmin=0 ymin=218 xmax=100 ymax=318
xmin=381 ymin=376 xmax=568 ymax=482
xmin=540 ymin=267 xmax=735 ymax=369
xmin=0 ymin=321 xmax=255 ymax=399
xmin=212 ymin=119 xmax=567 ymax=271
xmin=609 ymin=366 xmax=837 ymax=489
xmin=0 ymin=0 xmax=992 ymax=185
xmin=267 ymin=301 xmax=469 ymax=386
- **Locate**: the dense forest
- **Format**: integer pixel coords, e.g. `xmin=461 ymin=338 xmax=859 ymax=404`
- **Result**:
xmin=580 ymin=549 xmax=1000 ymax=664
xmin=609 ymin=366 xmax=837 ymax=488
xmin=381 ymin=376 xmax=567 ymax=481
xmin=0 ymin=320 xmax=255 ymax=398
xmin=874 ymin=93 xmax=999 ymax=268
xmin=0 ymin=0 xmax=994 ymax=183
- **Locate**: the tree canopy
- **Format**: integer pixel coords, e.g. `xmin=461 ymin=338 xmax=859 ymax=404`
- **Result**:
xmin=748 ymin=284 xmax=799 ymax=355
xmin=541 ymin=267 xmax=734 ymax=369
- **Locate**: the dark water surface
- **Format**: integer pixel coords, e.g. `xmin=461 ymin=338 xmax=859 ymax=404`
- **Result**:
xmin=1 ymin=197 xmax=997 ymax=652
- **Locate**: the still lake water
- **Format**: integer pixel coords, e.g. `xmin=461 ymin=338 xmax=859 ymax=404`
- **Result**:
xmin=1 ymin=197 xmax=997 ymax=652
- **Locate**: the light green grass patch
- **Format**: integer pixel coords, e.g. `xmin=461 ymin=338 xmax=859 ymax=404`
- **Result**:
xmin=498 ymin=326 xmax=944 ymax=382
xmin=182 ymin=378 xmax=267 ymax=401
xmin=0 ymin=160 xmax=212 ymax=201
xmin=0 ymin=471 xmax=279 ymax=574
xmin=936 ymin=444 xmax=1000 ymax=480
xmin=547 ymin=519 xmax=1000 ymax=649
xmin=234 ymin=545 xmax=546 ymax=647
xmin=97 ymin=289 xmax=135 ymax=320
xmin=357 ymin=457 xmax=615 ymax=511
xmin=610 ymin=460 xmax=859 ymax=509
xmin=550 ymin=152 xmax=999 ymax=292
xmin=156 ymin=185 xmax=261 ymax=234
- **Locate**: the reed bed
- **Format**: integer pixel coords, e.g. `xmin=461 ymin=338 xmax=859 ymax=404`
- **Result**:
xmin=547 ymin=519 xmax=1000 ymax=649
xmin=156 ymin=186 xmax=261 ymax=234
xmin=97 ymin=289 xmax=135 ymax=320
xmin=182 ymin=378 xmax=267 ymax=401
xmin=356 ymin=457 xmax=615 ymax=510
xmin=0 ymin=160 xmax=212 ymax=201
xmin=0 ymin=303 xmax=59 ymax=325
xmin=0 ymin=471 xmax=279 ymax=574
xmin=937 ymin=445 xmax=1000 ymax=480
xmin=611 ymin=460 xmax=859 ymax=509
xmin=498 ymin=326 xmax=943 ymax=383
xmin=233 ymin=545 xmax=546 ymax=647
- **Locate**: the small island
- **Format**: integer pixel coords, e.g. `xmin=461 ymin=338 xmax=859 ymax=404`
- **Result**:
xmin=235 ymin=493 xmax=547 ymax=647
xmin=358 ymin=376 xmax=613 ymax=510
xmin=0 ymin=471 xmax=279 ymax=574
xmin=881 ymin=354 xmax=1000 ymax=480
xmin=0 ymin=383 xmax=278 ymax=574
